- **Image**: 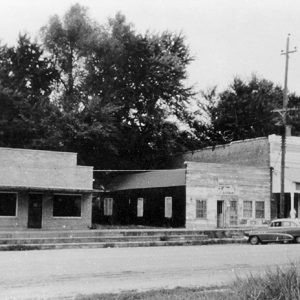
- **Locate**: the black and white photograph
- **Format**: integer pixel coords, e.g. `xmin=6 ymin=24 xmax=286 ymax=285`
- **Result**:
xmin=1 ymin=0 xmax=300 ymax=299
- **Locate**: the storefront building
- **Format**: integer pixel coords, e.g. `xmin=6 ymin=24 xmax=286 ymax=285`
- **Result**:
xmin=0 ymin=148 xmax=94 ymax=230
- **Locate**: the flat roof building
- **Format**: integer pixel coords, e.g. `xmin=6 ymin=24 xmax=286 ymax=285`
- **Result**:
xmin=0 ymin=147 xmax=94 ymax=230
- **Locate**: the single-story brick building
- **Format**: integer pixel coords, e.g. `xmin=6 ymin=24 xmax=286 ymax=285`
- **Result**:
xmin=0 ymin=147 xmax=94 ymax=230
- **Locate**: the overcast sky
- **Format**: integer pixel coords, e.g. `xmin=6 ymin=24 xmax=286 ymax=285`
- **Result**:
xmin=1 ymin=0 xmax=300 ymax=95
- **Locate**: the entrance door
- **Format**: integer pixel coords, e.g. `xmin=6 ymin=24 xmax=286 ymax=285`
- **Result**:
xmin=28 ymin=194 xmax=43 ymax=228
xmin=229 ymin=200 xmax=238 ymax=226
xmin=217 ymin=201 xmax=224 ymax=227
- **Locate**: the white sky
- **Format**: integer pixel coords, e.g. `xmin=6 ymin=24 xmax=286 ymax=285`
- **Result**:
xmin=1 ymin=0 xmax=300 ymax=94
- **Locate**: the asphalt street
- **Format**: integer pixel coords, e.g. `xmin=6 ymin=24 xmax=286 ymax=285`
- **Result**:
xmin=1 ymin=244 xmax=300 ymax=299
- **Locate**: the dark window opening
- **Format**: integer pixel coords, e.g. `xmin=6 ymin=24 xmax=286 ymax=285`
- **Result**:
xmin=53 ymin=194 xmax=81 ymax=217
xmin=0 ymin=192 xmax=17 ymax=216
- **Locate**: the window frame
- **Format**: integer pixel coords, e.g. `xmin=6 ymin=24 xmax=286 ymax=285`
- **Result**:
xmin=243 ymin=201 xmax=253 ymax=218
xmin=0 ymin=191 xmax=18 ymax=218
xmin=196 ymin=199 xmax=207 ymax=219
xmin=52 ymin=193 xmax=82 ymax=218
xmin=255 ymin=201 xmax=265 ymax=219
xmin=165 ymin=196 xmax=172 ymax=218
xmin=137 ymin=197 xmax=144 ymax=217
xmin=103 ymin=198 xmax=113 ymax=216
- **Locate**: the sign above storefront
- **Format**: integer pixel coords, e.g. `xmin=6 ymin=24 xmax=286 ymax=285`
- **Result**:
xmin=218 ymin=185 xmax=235 ymax=194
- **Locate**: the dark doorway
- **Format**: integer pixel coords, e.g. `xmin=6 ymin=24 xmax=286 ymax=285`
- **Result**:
xmin=28 ymin=194 xmax=43 ymax=228
xmin=217 ymin=201 xmax=224 ymax=228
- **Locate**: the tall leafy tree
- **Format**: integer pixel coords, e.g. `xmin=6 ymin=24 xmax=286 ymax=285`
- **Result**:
xmin=40 ymin=3 xmax=99 ymax=112
xmin=39 ymin=6 xmax=199 ymax=169
xmin=204 ymin=76 xmax=286 ymax=143
xmin=84 ymin=13 xmax=196 ymax=168
xmin=0 ymin=35 xmax=59 ymax=148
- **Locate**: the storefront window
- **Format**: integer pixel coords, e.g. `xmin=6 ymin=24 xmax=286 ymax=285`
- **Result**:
xmin=0 ymin=192 xmax=17 ymax=216
xmin=53 ymin=194 xmax=81 ymax=217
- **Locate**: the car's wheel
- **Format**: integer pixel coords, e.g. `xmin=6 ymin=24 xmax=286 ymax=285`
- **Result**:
xmin=295 ymin=236 xmax=300 ymax=243
xmin=249 ymin=236 xmax=260 ymax=245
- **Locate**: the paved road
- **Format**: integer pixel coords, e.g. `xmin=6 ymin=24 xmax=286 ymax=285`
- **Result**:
xmin=1 ymin=244 xmax=300 ymax=299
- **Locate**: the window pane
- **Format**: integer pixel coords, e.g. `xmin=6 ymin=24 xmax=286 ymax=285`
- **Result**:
xmin=282 ymin=221 xmax=291 ymax=227
xmin=0 ymin=193 xmax=17 ymax=216
xmin=255 ymin=201 xmax=265 ymax=218
xmin=104 ymin=198 xmax=113 ymax=216
xmin=137 ymin=198 xmax=144 ymax=217
xmin=53 ymin=195 xmax=81 ymax=217
xmin=243 ymin=201 xmax=252 ymax=218
xmin=165 ymin=197 xmax=172 ymax=218
xmin=196 ymin=200 xmax=207 ymax=219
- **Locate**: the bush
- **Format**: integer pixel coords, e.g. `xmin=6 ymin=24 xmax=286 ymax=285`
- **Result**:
xmin=75 ymin=264 xmax=300 ymax=300
xmin=233 ymin=264 xmax=300 ymax=300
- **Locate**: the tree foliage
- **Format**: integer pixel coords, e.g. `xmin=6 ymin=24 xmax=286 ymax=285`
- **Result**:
xmin=0 ymin=34 xmax=59 ymax=148
xmin=3 ymin=5 xmax=299 ymax=170
xmin=201 ymin=76 xmax=296 ymax=143
xmin=36 ymin=5 xmax=199 ymax=168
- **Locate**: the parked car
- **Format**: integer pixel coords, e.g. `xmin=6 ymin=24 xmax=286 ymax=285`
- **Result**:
xmin=245 ymin=218 xmax=300 ymax=245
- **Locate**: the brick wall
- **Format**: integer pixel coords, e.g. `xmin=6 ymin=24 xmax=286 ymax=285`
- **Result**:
xmin=42 ymin=193 xmax=92 ymax=230
xmin=0 ymin=192 xmax=92 ymax=230
xmin=185 ymin=162 xmax=270 ymax=229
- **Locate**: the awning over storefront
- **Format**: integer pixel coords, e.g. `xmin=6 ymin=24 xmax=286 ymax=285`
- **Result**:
xmin=106 ymin=169 xmax=186 ymax=192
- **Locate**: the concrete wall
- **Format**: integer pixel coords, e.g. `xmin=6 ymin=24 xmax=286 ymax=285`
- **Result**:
xmin=0 ymin=148 xmax=77 ymax=168
xmin=0 ymin=192 xmax=92 ymax=230
xmin=185 ymin=162 xmax=270 ymax=229
xmin=269 ymin=135 xmax=300 ymax=192
xmin=0 ymin=148 xmax=93 ymax=191
xmin=172 ymin=137 xmax=270 ymax=168
xmin=0 ymin=165 xmax=93 ymax=191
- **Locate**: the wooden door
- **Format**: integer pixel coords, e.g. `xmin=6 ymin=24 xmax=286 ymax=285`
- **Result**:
xmin=217 ymin=201 xmax=224 ymax=228
xmin=28 ymin=194 xmax=43 ymax=228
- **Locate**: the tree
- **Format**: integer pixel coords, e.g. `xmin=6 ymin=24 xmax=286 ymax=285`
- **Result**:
xmin=204 ymin=76 xmax=285 ymax=143
xmin=0 ymin=35 xmax=59 ymax=148
xmin=40 ymin=3 xmax=99 ymax=112
xmin=84 ymin=13 xmax=196 ymax=168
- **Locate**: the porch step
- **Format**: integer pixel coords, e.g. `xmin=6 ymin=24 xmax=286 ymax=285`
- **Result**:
xmin=0 ymin=228 xmax=246 ymax=239
xmin=0 ymin=234 xmax=208 ymax=245
xmin=0 ymin=237 xmax=247 ymax=251
xmin=0 ymin=228 xmax=247 ymax=250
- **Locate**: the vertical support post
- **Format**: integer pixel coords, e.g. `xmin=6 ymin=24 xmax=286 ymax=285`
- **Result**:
xmin=290 ymin=182 xmax=296 ymax=218
xmin=280 ymin=127 xmax=286 ymax=218
xmin=291 ymin=191 xmax=295 ymax=218
xmin=279 ymin=34 xmax=297 ymax=218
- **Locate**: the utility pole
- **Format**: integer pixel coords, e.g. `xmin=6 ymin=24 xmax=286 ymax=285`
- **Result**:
xmin=274 ymin=34 xmax=297 ymax=218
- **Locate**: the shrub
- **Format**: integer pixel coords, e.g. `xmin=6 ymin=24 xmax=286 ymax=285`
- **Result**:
xmin=232 ymin=264 xmax=300 ymax=300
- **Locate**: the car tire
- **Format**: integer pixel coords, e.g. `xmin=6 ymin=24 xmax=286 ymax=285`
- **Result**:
xmin=295 ymin=237 xmax=300 ymax=243
xmin=249 ymin=236 xmax=260 ymax=245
